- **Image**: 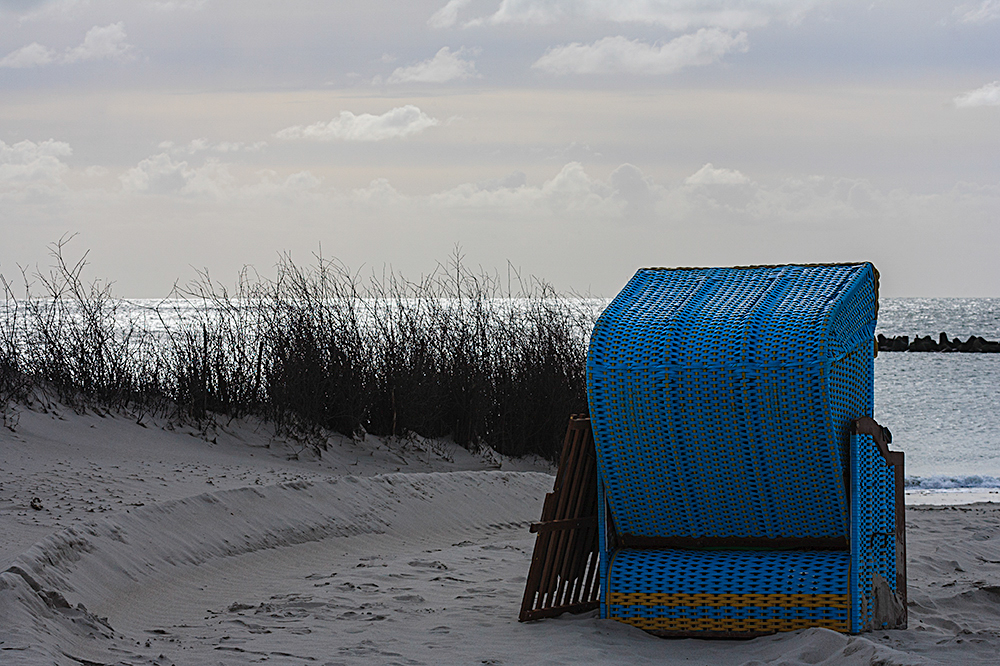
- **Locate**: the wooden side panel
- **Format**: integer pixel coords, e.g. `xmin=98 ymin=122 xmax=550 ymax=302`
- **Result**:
xmin=888 ymin=450 xmax=907 ymax=622
xmin=519 ymin=415 xmax=601 ymax=622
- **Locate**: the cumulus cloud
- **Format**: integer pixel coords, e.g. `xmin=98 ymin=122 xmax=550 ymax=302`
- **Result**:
xmin=670 ymin=164 xmax=895 ymax=222
xmin=681 ymin=163 xmax=755 ymax=210
xmin=382 ymin=47 xmax=479 ymax=84
xmin=275 ymin=106 xmax=440 ymax=142
xmin=426 ymin=162 xmax=618 ymax=215
xmin=463 ymin=0 xmax=819 ymax=30
xmin=954 ymin=81 xmax=1000 ymax=107
xmin=252 ymin=160 xmax=893 ymax=226
xmin=158 ymin=139 xmax=267 ymax=154
xmin=120 ymin=153 xmax=189 ymax=194
xmin=408 ymin=161 xmax=885 ymax=226
xmin=610 ymin=163 xmax=658 ymax=218
xmin=685 ymin=163 xmax=750 ymax=186
xmin=239 ymin=170 xmax=323 ymax=201
xmin=957 ymin=0 xmax=1000 ymax=23
xmin=0 ymin=42 xmax=56 ymax=68
xmin=428 ymin=0 xmax=473 ymax=28
xmin=534 ymin=162 xmax=614 ymax=210
xmin=406 ymin=163 xmax=923 ymax=228
xmin=533 ymin=29 xmax=748 ymax=75
xmin=0 ymin=139 xmax=72 ymax=185
xmin=63 ymin=22 xmax=134 ymax=63
xmin=0 ymin=22 xmax=134 ymax=68
xmin=119 ymin=152 xmax=237 ymax=198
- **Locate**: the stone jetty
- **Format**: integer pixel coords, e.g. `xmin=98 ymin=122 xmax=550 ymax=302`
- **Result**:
xmin=877 ymin=333 xmax=1000 ymax=353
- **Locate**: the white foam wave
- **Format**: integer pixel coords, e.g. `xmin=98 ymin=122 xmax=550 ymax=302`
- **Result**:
xmin=905 ymin=475 xmax=1000 ymax=490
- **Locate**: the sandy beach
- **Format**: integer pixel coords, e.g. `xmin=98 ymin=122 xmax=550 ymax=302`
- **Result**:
xmin=2 ymin=402 xmax=999 ymax=665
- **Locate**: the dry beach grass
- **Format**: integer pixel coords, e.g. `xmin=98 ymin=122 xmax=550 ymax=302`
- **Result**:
xmin=1 ymin=241 xmax=592 ymax=459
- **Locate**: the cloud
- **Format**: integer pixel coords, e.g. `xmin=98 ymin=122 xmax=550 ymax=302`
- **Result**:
xmin=0 ymin=22 xmax=134 ymax=68
xmin=120 ymin=153 xmax=189 ymax=194
xmin=417 ymin=164 xmax=979 ymax=232
xmin=684 ymin=163 xmax=750 ymax=186
xmin=610 ymin=163 xmax=657 ymax=218
xmin=957 ymin=0 xmax=1000 ymax=23
xmin=384 ymin=47 xmax=479 ymax=84
xmin=119 ymin=152 xmax=236 ymax=198
xmin=464 ymin=0 xmax=819 ymax=30
xmin=681 ymin=163 xmax=755 ymax=210
xmin=158 ymin=139 xmax=267 ymax=154
xmin=428 ymin=0 xmax=473 ymax=28
xmin=426 ymin=162 xmax=618 ymax=215
xmin=275 ymin=106 xmax=440 ymax=142
xmin=0 ymin=139 xmax=72 ymax=186
xmin=954 ymin=81 xmax=1000 ymax=107
xmin=242 ymin=170 xmax=323 ymax=201
xmin=0 ymin=42 xmax=56 ymax=68
xmin=533 ymin=29 xmax=748 ymax=75
xmin=63 ymin=22 xmax=134 ymax=63
xmin=670 ymin=165 xmax=896 ymax=222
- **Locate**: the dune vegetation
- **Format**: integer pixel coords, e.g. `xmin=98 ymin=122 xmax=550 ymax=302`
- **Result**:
xmin=0 ymin=240 xmax=595 ymax=459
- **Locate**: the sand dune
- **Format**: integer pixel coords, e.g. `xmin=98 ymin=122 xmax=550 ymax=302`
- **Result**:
xmin=2 ymin=406 xmax=1000 ymax=665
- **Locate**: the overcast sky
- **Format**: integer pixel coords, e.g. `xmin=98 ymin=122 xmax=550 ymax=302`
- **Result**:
xmin=1 ymin=0 xmax=998 ymax=297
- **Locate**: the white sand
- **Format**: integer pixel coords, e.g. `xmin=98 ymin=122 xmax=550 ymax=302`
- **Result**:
xmin=2 ymin=403 xmax=999 ymax=665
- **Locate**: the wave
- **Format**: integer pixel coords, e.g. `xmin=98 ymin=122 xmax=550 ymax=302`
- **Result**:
xmin=905 ymin=475 xmax=1000 ymax=490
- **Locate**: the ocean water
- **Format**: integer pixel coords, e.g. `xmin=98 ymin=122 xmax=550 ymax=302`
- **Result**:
xmin=877 ymin=297 xmax=1000 ymax=340
xmin=6 ymin=295 xmax=996 ymax=490
xmin=875 ymin=298 xmax=1000 ymax=490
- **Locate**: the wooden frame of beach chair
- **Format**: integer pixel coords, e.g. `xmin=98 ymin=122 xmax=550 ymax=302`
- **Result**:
xmin=519 ymin=415 xmax=602 ymax=622
xmin=585 ymin=263 xmax=906 ymax=636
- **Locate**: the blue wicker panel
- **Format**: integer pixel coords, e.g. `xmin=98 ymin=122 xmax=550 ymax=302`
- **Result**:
xmin=606 ymin=549 xmax=851 ymax=632
xmin=609 ymin=549 xmax=850 ymax=595
xmin=850 ymin=432 xmax=897 ymax=632
xmin=588 ymin=264 xmax=876 ymax=540
xmin=829 ymin=343 xmax=875 ymax=467
xmin=749 ymin=365 xmax=846 ymax=535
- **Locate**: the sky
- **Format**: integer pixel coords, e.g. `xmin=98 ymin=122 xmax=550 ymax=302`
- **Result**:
xmin=0 ymin=0 xmax=998 ymax=297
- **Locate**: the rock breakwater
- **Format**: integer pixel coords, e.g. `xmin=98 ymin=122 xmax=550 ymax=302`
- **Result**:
xmin=877 ymin=333 xmax=1000 ymax=353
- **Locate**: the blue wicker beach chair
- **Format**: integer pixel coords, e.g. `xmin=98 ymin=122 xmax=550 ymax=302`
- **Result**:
xmin=587 ymin=263 xmax=906 ymax=636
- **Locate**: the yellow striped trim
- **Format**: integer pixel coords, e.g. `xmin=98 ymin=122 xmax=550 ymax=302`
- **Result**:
xmin=608 ymin=592 xmax=849 ymax=609
xmin=612 ymin=616 xmax=850 ymax=633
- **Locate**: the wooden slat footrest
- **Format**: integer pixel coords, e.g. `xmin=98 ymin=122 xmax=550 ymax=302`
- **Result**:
xmin=530 ymin=516 xmax=598 ymax=534
xmin=518 ymin=415 xmax=601 ymax=622
xmin=520 ymin=600 xmax=599 ymax=622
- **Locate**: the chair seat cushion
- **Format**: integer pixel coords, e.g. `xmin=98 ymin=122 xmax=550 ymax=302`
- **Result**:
xmin=607 ymin=548 xmax=850 ymax=634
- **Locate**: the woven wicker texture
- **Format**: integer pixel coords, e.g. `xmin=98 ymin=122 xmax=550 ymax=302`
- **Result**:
xmin=587 ymin=264 xmax=878 ymax=540
xmin=850 ymin=432 xmax=899 ymax=631
xmin=607 ymin=549 xmax=850 ymax=632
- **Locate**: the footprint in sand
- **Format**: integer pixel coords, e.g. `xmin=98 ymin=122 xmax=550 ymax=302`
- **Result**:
xmin=407 ymin=560 xmax=448 ymax=569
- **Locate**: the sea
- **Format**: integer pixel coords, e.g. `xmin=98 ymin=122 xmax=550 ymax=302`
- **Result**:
xmin=874 ymin=298 xmax=1000 ymax=497
xmin=9 ymin=295 xmax=1000 ymax=498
